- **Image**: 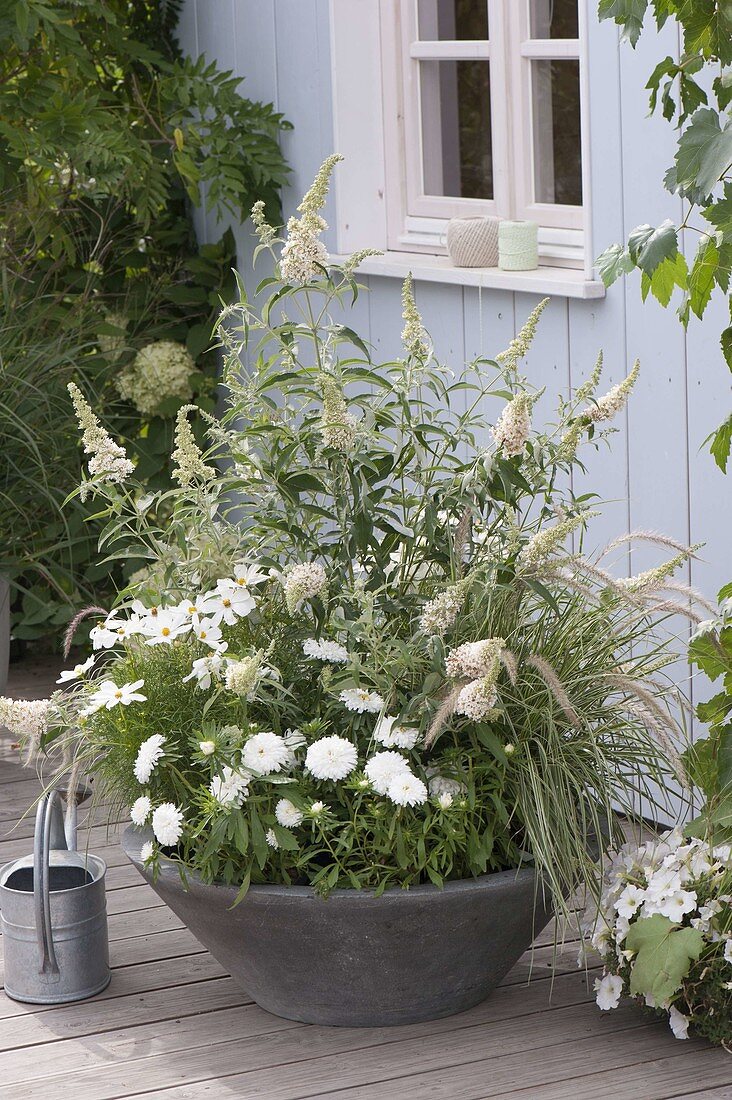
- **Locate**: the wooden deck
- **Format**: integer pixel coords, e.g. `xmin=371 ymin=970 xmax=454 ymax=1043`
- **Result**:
xmin=1 ymin=659 xmax=732 ymax=1098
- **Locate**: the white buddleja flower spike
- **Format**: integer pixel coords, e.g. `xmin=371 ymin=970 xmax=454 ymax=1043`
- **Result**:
xmin=171 ymin=405 xmax=215 ymax=487
xmin=282 ymin=562 xmax=327 ymax=613
xmin=68 ymin=382 xmax=135 ymax=488
xmin=454 ymin=677 xmax=499 ymax=722
xmin=587 ymin=359 xmax=640 ymax=423
xmin=446 ymin=638 xmax=505 ymax=681
xmin=320 ymin=376 xmax=357 ymax=451
xmin=225 ymin=654 xmax=266 ymax=700
xmin=251 ymin=199 xmax=276 ymax=245
xmin=492 ymin=393 xmax=532 ymax=458
xmin=280 ymin=154 xmax=343 ymax=282
xmin=419 ymin=580 xmax=468 ymax=636
xmin=517 ymin=512 xmax=599 ymax=572
xmin=401 ymin=274 xmax=430 ymax=363
xmin=618 ymin=544 xmax=702 ymax=594
xmin=496 ymin=298 xmax=549 ymax=373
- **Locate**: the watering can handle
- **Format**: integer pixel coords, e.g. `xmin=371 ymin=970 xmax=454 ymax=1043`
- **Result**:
xmin=33 ymin=789 xmax=68 ymax=975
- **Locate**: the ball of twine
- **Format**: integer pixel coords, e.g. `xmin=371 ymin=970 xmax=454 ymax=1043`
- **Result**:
xmin=446 ymin=216 xmax=499 ymax=268
xmin=498 ymin=221 xmax=538 ymax=271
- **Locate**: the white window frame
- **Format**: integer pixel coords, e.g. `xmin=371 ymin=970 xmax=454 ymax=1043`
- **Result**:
xmin=329 ymin=0 xmax=596 ymax=285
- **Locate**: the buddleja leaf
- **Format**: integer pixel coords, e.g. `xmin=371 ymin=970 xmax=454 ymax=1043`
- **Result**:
xmin=628 ymin=219 xmax=679 ymax=275
xmin=626 ymin=915 xmax=705 ymax=1004
xmin=597 ymin=0 xmax=649 ymax=46
xmin=596 ymin=243 xmax=635 ymax=287
xmin=673 ymin=108 xmax=732 ymax=198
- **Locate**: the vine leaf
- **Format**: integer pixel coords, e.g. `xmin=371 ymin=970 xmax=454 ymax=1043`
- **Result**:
xmin=626 ymin=915 xmax=705 ymax=1004
xmin=673 ymin=108 xmax=732 ymax=199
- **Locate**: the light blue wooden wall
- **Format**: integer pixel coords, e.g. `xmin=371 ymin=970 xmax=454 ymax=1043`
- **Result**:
xmin=178 ymin=1 xmax=730 ymax=716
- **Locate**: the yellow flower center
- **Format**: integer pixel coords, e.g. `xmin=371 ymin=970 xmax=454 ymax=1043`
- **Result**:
xmin=222 ymin=599 xmax=231 ymax=607
xmin=187 ymin=605 xmax=196 ymax=614
xmin=200 ymin=630 xmax=207 ymax=639
xmin=115 ymin=691 xmax=122 ymax=699
xmin=161 ymin=626 xmax=170 ymax=636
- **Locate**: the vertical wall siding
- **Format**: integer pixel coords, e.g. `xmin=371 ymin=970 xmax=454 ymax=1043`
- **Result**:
xmin=180 ymin=0 xmax=729 ymax=620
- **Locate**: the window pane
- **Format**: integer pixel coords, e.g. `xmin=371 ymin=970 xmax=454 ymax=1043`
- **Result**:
xmin=418 ymin=0 xmax=489 ymax=40
xmin=420 ymin=60 xmax=493 ymax=199
xmin=531 ymin=59 xmax=582 ymax=205
xmin=529 ymin=0 xmax=578 ymax=38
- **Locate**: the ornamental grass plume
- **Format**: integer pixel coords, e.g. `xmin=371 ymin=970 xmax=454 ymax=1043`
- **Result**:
xmin=492 ymin=393 xmax=532 ymax=457
xmin=68 ymin=382 xmax=135 ymax=486
xmin=280 ymin=154 xmax=342 ymax=282
xmin=496 ymin=297 xmax=549 ymax=373
xmin=619 ymin=544 xmax=702 ymax=593
xmin=171 ymin=405 xmax=215 ymax=487
xmin=117 ymin=340 xmax=195 ymax=418
xmin=587 ymin=359 xmax=640 ymax=422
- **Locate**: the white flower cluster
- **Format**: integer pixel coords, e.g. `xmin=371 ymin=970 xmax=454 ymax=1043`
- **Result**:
xmin=491 ymin=394 xmax=532 ymax=458
xmin=0 ymin=696 xmax=52 ymax=741
xmin=282 ymin=562 xmax=328 ymax=613
xmin=455 ymin=678 xmax=499 ymax=722
xmin=364 ymin=750 xmax=427 ymax=807
xmin=445 ymin=638 xmax=504 ymax=681
xmin=320 ymin=378 xmax=357 ymax=451
xmin=117 ymin=340 xmax=195 ymax=418
xmin=585 ymin=829 xmax=732 ymax=1041
xmin=374 ymin=716 xmax=420 ymax=749
xmin=587 ymin=360 xmax=640 ymax=423
xmin=280 ymin=154 xmax=342 ymax=282
xmin=401 ymin=275 xmax=430 ymax=363
xmin=303 ymin=638 xmax=349 ymax=664
xmin=419 ymin=581 xmax=467 ymax=637
xmin=68 ymin=382 xmax=135 ymax=487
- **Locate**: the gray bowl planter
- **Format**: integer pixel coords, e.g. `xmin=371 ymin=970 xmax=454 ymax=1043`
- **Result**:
xmin=123 ymin=826 xmax=552 ymax=1026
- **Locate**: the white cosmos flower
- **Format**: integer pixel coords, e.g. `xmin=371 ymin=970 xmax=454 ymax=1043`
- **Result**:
xmin=339 ymin=687 xmax=384 ymax=713
xmin=177 ymin=593 xmax=217 ymax=618
xmin=134 ymin=733 xmax=166 ymax=784
xmin=140 ymin=840 xmax=154 ymax=863
xmin=232 ymin=561 xmax=268 ymax=588
xmin=130 ymin=795 xmax=152 ymax=826
xmin=86 ymin=679 xmax=147 ymax=714
xmin=210 ymin=766 xmax=250 ymax=807
xmin=373 ymin=716 xmax=420 ymax=749
xmin=191 ymin=615 xmax=224 ymax=650
xmin=204 ymin=580 xmax=256 ymax=625
xmin=615 ymin=884 xmax=646 ymax=920
xmin=668 ymin=1005 xmax=690 ymax=1039
xmin=57 ymin=655 xmax=95 ymax=683
xmin=103 ymin=615 xmax=144 ymax=642
xmin=89 ymin=624 xmax=122 ymax=650
xmin=303 ymin=638 xmax=349 ymax=663
xmin=151 ymin=802 xmax=184 ymax=847
xmin=275 ymin=798 xmax=304 ymax=827
xmin=386 ymin=771 xmax=428 ymax=807
xmin=364 ymin=750 xmax=412 ymax=795
xmin=305 ymin=735 xmax=358 ymax=780
xmin=242 ymin=731 xmax=290 ymax=775
xmin=594 ymin=973 xmax=623 ymax=1011
xmin=142 ymin=609 xmax=190 ymax=646
xmin=182 ymin=652 xmax=227 ymax=690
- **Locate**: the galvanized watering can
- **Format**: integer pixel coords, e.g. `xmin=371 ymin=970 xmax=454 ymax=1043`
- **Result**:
xmin=0 ymin=788 xmax=110 ymax=1003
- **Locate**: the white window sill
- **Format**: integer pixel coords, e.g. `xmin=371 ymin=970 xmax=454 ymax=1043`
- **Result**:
xmin=333 ymin=251 xmax=605 ymax=300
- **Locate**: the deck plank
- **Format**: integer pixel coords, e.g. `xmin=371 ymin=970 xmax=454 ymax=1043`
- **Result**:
xmin=1 ymin=660 xmax=732 ymax=1100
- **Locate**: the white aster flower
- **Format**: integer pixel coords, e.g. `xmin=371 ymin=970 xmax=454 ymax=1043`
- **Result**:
xmin=57 ymin=655 xmax=95 ymax=683
xmin=373 ymin=715 xmax=420 ymax=749
xmin=140 ymin=840 xmax=155 ymax=864
xmin=339 ymin=687 xmax=384 ymax=714
xmin=305 ymin=735 xmax=358 ymax=781
xmin=134 ymin=734 xmax=166 ymax=784
xmin=310 ymin=800 xmax=325 ymax=815
xmin=130 ymin=796 xmax=152 ymax=826
xmin=210 ymin=766 xmax=250 ymax=807
xmin=386 ymin=771 xmax=428 ymax=807
xmin=266 ymin=828 xmax=280 ymax=849
xmin=199 ymin=740 xmax=216 ymax=756
xmin=303 ymin=638 xmax=349 ymax=663
xmin=275 ymin=798 xmax=304 ymax=828
xmin=364 ymin=750 xmax=412 ymax=795
xmin=182 ymin=652 xmax=226 ymax=690
xmin=242 ymin=731 xmax=290 ymax=775
xmin=437 ymin=792 xmax=454 ymax=809
xmin=151 ymin=802 xmax=184 ymax=847
xmin=594 ymin=973 xmax=623 ymax=1011
xmin=668 ymin=1005 xmax=690 ymax=1040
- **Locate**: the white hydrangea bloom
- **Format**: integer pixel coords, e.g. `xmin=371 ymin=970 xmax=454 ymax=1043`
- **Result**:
xmin=241 ymin=731 xmax=290 ymax=776
xmin=151 ymin=802 xmax=184 ymax=847
xmin=117 ymin=340 xmax=195 ymax=418
xmin=305 ymin=735 xmax=358 ymax=781
xmin=134 ymin=734 xmax=166 ymax=784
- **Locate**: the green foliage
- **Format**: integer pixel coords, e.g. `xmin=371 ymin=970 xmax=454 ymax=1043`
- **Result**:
xmin=0 ymin=0 xmax=290 ymax=645
xmin=596 ymin=0 xmax=732 ymax=465
xmin=626 ymin=914 xmax=705 ymax=1004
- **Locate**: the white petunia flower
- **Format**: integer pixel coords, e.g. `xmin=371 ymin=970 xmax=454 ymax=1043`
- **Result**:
xmin=615 ymin=884 xmax=646 ymax=920
xmin=657 ymin=890 xmax=697 ymax=922
xmin=303 ymin=638 xmax=349 ymax=664
xmin=210 ymin=766 xmax=250 ymax=807
xmin=724 ymin=938 xmax=732 ymax=965
xmin=199 ymin=740 xmax=216 ymax=756
xmin=151 ymin=802 xmax=184 ymax=847
xmin=305 ymin=735 xmax=358 ymax=781
xmin=134 ymin=734 xmax=166 ymax=784
xmin=140 ymin=840 xmax=154 ymax=863
xmin=364 ymin=750 xmax=412 ymax=795
xmin=130 ymin=795 xmax=152 ymax=826
xmin=57 ymin=655 xmax=95 ymax=683
xmin=386 ymin=772 xmax=428 ymax=807
xmin=594 ymin=973 xmax=623 ymax=1011
xmin=668 ymin=1005 xmax=690 ymax=1040
xmin=242 ymin=731 xmax=290 ymax=775
xmin=182 ymin=652 xmax=226 ymax=690
xmin=339 ymin=687 xmax=384 ymax=714
xmin=373 ymin=715 xmax=420 ymax=749
xmin=275 ymin=798 xmax=304 ymax=827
